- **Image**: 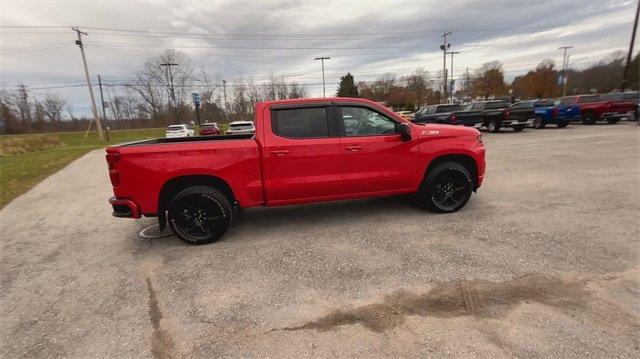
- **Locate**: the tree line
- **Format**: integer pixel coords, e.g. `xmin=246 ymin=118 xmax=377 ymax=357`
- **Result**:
xmin=0 ymin=50 xmax=637 ymax=134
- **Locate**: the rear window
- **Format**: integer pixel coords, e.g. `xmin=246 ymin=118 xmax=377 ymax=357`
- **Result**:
xmin=167 ymin=125 xmax=184 ymax=130
xmin=579 ymin=95 xmax=601 ymax=103
xmin=435 ymin=104 xmax=461 ymax=113
xmin=484 ymin=101 xmax=508 ymax=110
xmin=230 ymin=123 xmax=253 ymax=129
xmin=272 ymin=107 xmax=329 ymax=138
xmin=201 ymin=124 xmax=217 ymax=129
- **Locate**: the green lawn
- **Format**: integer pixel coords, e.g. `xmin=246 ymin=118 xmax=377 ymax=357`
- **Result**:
xmin=0 ymin=128 xmax=165 ymax=208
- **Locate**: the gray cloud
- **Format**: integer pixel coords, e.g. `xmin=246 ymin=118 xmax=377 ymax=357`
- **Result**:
xmin=0 ymin=0 xmax=635 ymax=116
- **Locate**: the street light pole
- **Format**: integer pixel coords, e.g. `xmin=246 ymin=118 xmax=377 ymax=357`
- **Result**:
xmin=314 ymin=57 xmax=330 ymax=97
xmin=446 ymin=51 xmax=460 ymax=103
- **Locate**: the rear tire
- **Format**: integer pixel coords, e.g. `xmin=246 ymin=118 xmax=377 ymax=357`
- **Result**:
xmin=418 ymin=162 xmax=473 ymax=213
xmin=556 ymin=121 xmax=568 ymax=128
xmin=168 ymin=186 xmax=232 ymax=244
xmin=513 ymin=125 xmax=525 ymax=132
xmin=607 ymin=118 xmax=620 ymax=124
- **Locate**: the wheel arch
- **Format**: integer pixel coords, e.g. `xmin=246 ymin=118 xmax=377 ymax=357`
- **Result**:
xmin=157 ymin=175 xmax=236 ymax=229
xmin=424 ymin=154 xmax=479 ymax=191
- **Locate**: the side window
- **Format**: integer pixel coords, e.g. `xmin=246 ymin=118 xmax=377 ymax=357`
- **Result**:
xmin=272 ymin=107 xmax=329 ymax=138
xmin=471 ymin=103 xmax=483 ymax=110
xmin=426 ymin=106 xmax=436 ymax=115
xmin=339 ymin=106 xmax=396 ymax=136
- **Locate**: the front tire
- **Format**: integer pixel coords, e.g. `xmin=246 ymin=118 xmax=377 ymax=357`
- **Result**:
xmin=582 ymin=112 xmax=597 ymax=124
xmin=168 ymin=186 xmax=233 ymax=244
xmin=418 ymin=162 xmax=473 ymax=213
xmin=556 ymin=121 xmax=568 ymax=128
xmin=513 ymin=125 xmax=525 ymax=132
xmin=487 ymin=120 xmax=500 ymax=133
xmin=533 ymin=117 xmax=545 ymax=129
xmin=607 ymin=118 xmax=620 ymax=124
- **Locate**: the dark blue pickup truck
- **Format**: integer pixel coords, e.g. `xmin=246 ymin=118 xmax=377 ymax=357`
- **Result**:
xmin=528 ymin=99 xmax=581 ymax=128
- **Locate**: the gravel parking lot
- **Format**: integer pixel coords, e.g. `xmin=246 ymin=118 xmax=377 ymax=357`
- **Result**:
xmin=1 ymin=122 xmax=639 ymax=358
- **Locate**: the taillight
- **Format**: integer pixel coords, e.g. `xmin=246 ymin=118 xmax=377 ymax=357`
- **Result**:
xmin=450 ymin=114 xmax=458 ymax=124
xmin=552 ymin=107 xmax=559 ymax=119
xmin=106 ymin=152 xmax=121 ymax=186
xmin=106 ymin=152 xmax=120 ymax=170
xmin=109 ymin=170 xmax=120 ymax=186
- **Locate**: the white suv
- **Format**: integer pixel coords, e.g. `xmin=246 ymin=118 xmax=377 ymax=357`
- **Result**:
xmin=226 ymin=121 xmax=255 ymax=135
xmin=165 ymin=124 xmax=195 ymax=138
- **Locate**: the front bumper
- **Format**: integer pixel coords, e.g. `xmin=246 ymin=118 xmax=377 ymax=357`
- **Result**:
xmin=109 ymin=197 xmax=141 ymax=218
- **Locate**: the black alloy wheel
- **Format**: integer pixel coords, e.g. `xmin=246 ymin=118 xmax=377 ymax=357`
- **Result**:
xmin=168 ymin=186 xmax=232 ymax=244
xmin=419 ymin=162 xmax=473 ymax=213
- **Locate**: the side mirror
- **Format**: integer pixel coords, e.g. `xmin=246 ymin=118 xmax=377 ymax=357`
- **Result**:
xmin=396 ymin=122 xmax=412 ymax=141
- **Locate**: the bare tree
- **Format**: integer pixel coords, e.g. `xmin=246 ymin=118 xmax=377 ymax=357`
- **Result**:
xmin=471 ymin=61 xmax=508 ymax=100
xmin=39 ymin=93 xmax=67 ymax=122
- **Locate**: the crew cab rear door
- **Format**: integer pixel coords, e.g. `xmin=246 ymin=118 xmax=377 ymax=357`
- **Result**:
xmin=262 ymin=103 xmax=342 ymax=204
xmin=336 ymin=104 xmax=417 ymax=194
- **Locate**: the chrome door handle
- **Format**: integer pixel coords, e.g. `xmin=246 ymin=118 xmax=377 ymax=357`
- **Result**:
xmin=270 ymin=149 xmax=290 ymax=156
xmin=345 ymin=145 xmax=363 ymax=151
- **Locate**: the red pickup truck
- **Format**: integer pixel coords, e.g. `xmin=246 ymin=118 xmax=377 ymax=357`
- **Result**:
xmin=558 ymin=94 xmax=636 ymax=124
xmin=106 ymin=98 xmax=486 ymax=244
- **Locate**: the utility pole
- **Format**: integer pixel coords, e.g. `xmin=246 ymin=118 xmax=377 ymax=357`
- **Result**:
xmin=72 ymin=27 xmax=104 ymax=141
xmin=222 ymin=79 xmax=228 ymax=116
xmin=98 ymin=75 xmax=109 ymax=141
xmin=440 ymin=31 xmax=452 ymax=103
xmin=314 ymin=57 xmax=330 ymax=97
xmin=558 ymin=46 xmax=573 ymax=96
xmin=160 ymin=62 xmax=178 ymax=121
xmin=446 ymin=51 xmax=460 ymax=103
xmin=466 ymin=67 xmax=470 ymax=101
xmin=621 ymin=0 xmax=639 ymax=92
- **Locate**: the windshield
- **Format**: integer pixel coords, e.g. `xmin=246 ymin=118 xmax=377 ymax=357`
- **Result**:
xmin=436 ymin=104 xmax=461 ymax=113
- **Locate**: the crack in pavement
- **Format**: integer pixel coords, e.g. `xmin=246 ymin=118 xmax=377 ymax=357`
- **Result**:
xmin=146 ymin=277 xmax=177 ymax=359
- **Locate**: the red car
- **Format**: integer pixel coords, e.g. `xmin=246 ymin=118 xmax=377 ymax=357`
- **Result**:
xmin=198 ymin=122 xmax=220 ymax=136
xmin=107 ymin=98 xmax=486 ymax=244
xmin=558 ymin=94 xmax=636 ymax=124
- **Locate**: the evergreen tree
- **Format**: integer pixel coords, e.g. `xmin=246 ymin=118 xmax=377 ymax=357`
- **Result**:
xmin=336 ymin=73 xmax=359 ymax=97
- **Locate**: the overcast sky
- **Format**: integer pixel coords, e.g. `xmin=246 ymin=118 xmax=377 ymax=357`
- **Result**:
xmin=1 ymin=0 xmax=637 ymax=116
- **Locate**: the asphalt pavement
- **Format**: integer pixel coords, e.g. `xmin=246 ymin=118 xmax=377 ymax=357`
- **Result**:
xmin=1 ymin=122 xmax=639 ymax=358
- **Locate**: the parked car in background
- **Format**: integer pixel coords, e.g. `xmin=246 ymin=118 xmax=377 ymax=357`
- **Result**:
xmin=106 ymin=97 xmax=485 ymax=244
xmin=601 ymin=91 xmax=639 ymax=120
xmin=199 ymin=122 xmax=220 ymax=136
xmin=396 ymin=110 xmax=415 ymax=121
xmin=457 ymin=100 xmax=529 ymax=132
xmin=165 ymin=124 xmax=195 ymax=138
xmin=226 ymin=121 xmax=255 ymax=135
xmin=558 ymin=94 xmax=635 ymax=124
xmin=529 ymin=99 xmax=581 ymax=128
xmin=412 ymin=104 xmax=462 ymax=125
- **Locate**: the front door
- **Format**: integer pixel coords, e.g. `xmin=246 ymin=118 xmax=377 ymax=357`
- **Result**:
xmin=262 ymin=104 xmax=342 ymax=204
xmin=336 ymin=105 xmax=417 ymax=194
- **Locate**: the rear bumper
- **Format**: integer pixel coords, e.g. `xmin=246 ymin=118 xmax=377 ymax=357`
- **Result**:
xmin=109 ymin=197 xmax=141 ymax=218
